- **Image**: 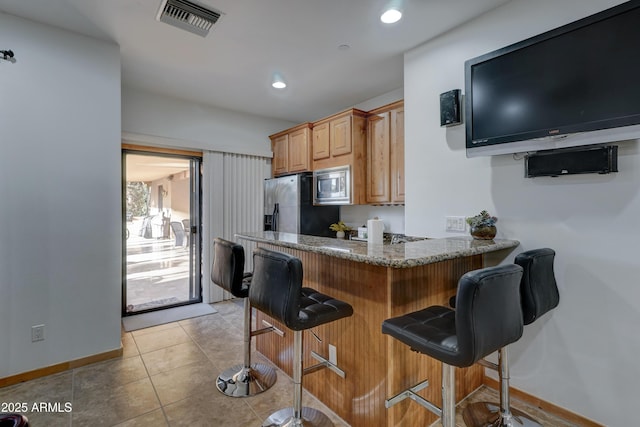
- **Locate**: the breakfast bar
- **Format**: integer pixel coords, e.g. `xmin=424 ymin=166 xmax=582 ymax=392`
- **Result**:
xmin=236 ymin=231 xmax=519 ymax=427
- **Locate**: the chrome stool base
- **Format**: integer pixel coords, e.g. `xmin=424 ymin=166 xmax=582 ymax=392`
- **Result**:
xmin=463 ymin=402 xmax=542 ymax=427
xmin=216 ymin=363 xmax=277 ymax=397
xmin=261 ymin=407 xmax=334 ymax=427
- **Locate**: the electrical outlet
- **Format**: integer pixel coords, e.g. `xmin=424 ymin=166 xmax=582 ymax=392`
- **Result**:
xmin=31 ymin=324 xmax=45 ymax=342
xmin=328 ymin=344 xmax=337 ymax=365
xmin=445 ymin=216 xmax=466 ymax=232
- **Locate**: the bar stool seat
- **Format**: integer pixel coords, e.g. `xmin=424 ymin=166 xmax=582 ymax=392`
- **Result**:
xmin=250 ymin=247 xmax=353 ymax=427
xmin=211 ymin=238 xmax=277 ymax=397
xmin=382 ymin=264 xmax=524 ymax=427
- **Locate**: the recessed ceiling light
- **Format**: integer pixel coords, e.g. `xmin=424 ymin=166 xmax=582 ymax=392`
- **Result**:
xmin=272 ymin=73 xmax=287 ymax=89
xmin=380 ymin=8 xmax=402 ymax=24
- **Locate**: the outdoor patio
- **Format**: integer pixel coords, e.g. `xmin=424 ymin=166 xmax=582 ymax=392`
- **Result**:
xmin=125 ymin=219 xmax=192 ymax=313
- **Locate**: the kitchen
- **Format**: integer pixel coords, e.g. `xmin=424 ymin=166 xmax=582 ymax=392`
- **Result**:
xmin=1 ymin=1 xmax=638 ymax=426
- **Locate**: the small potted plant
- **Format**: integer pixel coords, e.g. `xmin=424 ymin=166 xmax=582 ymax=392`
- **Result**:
xmin=329 ymin=221 xmax=351 ymax=239
xmin=466 ymin=210 xmax=498 ymax=240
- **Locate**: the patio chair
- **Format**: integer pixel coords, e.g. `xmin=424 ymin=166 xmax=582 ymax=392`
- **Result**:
xmin=170 ymin=221 xmax=186 ymax=247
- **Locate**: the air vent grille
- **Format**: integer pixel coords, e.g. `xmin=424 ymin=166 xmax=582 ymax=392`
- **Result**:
xmin=157 ymin=0 xmax=221 ymax=37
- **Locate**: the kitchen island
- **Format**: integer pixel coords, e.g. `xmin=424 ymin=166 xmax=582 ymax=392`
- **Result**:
xmin=236 ymin=231 xmax=519 ymax=427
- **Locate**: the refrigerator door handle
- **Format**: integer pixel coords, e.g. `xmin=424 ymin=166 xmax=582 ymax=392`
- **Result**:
xmin=272 ymin=203 xmax=279 ymax=232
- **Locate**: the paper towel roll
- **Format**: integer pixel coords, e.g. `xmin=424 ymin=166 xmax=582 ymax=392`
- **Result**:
xmin=367 ymin=218 xmax=384 ymax=245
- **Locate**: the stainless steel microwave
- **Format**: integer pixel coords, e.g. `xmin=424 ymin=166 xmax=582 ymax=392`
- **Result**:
xmin=313 ymin=165 xmax=351 ymax=205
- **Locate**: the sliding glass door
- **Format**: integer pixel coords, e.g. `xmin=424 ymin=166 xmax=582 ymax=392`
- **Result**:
xmin=122 ymin=149 xmax=202 ymax=315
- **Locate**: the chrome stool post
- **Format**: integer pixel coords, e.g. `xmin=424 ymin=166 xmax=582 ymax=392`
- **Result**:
xmin=212 ymin=238 xmax=277 ymax=397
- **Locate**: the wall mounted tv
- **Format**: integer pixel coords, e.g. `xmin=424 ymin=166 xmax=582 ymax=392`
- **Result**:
xmin=465 ymin=1 xmax=640 ymax=157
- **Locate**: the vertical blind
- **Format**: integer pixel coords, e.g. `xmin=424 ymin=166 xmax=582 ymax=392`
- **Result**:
xmin=202 ymin=151 xmax=270 ymax=302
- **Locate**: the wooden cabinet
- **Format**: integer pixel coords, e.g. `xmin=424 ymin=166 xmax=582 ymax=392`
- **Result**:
xmin=366 ymin=100 xmax=404 ymax=204
xmin=312 ymin=110 xmax=360 ymax=164
xmin=312 ymin=109 xmax=368 ymax=204
xmin=269 ymin=101 xmax=404 ymax=206
xmin=269 ymin=123 xmax=312 ymax=176
xmin=312 ymin=122 xmax=330 ymax=160
xmin=272 ymin=133 xmax=289 ymax=176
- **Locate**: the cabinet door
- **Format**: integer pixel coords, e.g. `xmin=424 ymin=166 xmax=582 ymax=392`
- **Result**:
xmin=312 ymin=122 xmax=330 ymax=160
xmin=330 ymin=115 xmax=352 ymax=156
xmin=272 ymin=134 xmax=289 ymax=176
xmin=366 ymin=112 xmax=390 ymax=203
xmin=288 ymin=127 xmax=311 ymax=172
xmin=390 ymin=107 xmax=405 ymax=203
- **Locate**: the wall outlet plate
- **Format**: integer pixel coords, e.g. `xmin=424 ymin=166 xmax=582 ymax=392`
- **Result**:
xmin=446 ymin=216 xmax=466 ymax=232
xmin=31 ymin=324 xmax=45 ymax=342
xmin=328 ymin=344 xmax=337 ymax=365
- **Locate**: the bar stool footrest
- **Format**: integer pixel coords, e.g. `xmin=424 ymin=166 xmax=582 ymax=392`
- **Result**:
xmin=385 ymin=379 xmax=442 ymax=417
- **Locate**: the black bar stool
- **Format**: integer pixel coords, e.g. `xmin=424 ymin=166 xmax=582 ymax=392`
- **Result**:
xmin=211 ymin=238 xmax=277 ymax=397
xmin=250 ymin=247 xmax=354 ymax=427
xmin=463 ymin=248 xmax=559 ymax=427
xmin=382 ymin=264 xmax=524 ymax=427
xmin=0 ymin=414 xmax=30 ymax=427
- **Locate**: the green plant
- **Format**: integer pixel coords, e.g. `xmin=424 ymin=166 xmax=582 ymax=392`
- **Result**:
xmin=329 ymin=221 xmax=352 ymax=232
xmin=466 ymin=210 xmax=497 ymax=228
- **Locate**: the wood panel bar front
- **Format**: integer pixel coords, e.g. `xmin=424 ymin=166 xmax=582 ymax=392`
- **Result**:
xmin=254 ymin=243 xmax=484 ymax=427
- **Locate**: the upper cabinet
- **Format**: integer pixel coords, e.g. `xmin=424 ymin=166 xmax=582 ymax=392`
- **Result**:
xmin=366 ymin=100 xmax=404 ymax=205
xmin=312 ymin=109 xmax=368 ymax=205
xmin=311 ymin=109 xmax=366 ymax=169
xmin=269 ymin=123 xmax=312 ymax=176
xmin=268 ymin=102 xmax=403 ymax=206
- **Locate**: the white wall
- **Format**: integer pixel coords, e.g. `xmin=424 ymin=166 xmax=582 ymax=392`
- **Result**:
xmin=340 ymin=205 xmax=405 ymax=234
xmin=0 ymin=13 xmax=122 ymax=377
xmin=122 ymin=86 xmax=296 ymax=156
xmin=404 ymin=0 xmax=638 ymax=425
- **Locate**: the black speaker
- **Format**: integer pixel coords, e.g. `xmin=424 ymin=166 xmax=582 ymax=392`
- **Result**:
xmin=525 ymin=145 xmax=618 ymax=178
xmin=440 ymin=89 xmax=461 ymax=127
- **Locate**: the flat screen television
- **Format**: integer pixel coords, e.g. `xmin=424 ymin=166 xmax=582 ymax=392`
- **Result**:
xmin=465 ymin=0 xmax=640 ymax=157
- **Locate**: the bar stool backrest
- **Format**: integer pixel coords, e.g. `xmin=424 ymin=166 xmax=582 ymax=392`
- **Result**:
xmin=515 ymin=248 xmax=559 ymax=325
xmin=454 ymin=264 xmax=524 ymax=367
xmin=250 ymin=248 xmax=303 ymax=330
xmin=211 ymin=238 xmax=247 ymax=298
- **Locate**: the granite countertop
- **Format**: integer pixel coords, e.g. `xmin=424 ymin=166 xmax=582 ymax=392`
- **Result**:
xmin=236 ymin=231 xmax=519 ymax=268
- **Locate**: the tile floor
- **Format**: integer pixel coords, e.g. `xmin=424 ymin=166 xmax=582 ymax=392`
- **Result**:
xmin=0 ymin=300 xmax=577 ymax=426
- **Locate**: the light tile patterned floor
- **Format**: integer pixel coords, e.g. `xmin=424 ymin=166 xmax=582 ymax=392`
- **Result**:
xmin=0 ymin=300 xmax=577 ymax=426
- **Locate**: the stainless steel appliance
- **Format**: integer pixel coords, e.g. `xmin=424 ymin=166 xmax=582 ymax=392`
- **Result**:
xmin=264 ymin=173 xmax=339 ymax=237
xmin=313 ymin=165 xmax=350 ymax=205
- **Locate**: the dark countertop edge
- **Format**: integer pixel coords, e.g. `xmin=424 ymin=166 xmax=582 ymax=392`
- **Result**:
xmin=236 ymin=232 xmax=520 ymax=269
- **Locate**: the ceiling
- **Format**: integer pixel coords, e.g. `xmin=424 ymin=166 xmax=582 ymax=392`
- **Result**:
xmin=0 ymin=0 xmax=511 ymax=123
xmin=125 ymin=154 xmax=190 ymax=182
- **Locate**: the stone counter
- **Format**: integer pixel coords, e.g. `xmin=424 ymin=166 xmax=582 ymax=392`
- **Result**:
xmin=236 ymin=231 xmax=519 ymax=268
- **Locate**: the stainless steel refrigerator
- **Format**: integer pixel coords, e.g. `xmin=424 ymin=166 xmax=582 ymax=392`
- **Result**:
xmin=264 ymin=173 xmax=339 ymax=237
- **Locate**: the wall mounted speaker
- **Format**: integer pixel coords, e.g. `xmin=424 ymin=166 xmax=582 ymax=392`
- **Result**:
xmin=525 ymin=145 xmax=618 ymax=178
xmin=440 ymin=89 xmax=461 ymax=127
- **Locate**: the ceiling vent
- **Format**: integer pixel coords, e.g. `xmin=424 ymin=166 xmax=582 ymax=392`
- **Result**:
xmin=156 ymin=0 xmax=221 ymax=37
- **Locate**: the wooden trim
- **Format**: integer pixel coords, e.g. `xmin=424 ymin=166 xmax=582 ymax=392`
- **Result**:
xmin=121 ymin=143 xmax=203 ymax=158
xmin=0 ymin=347 xmax=123 ymax=388
xmin=367 ymin=99 xmax=404 ymax=116
xmin=483 ymin=376 xmax=605 ymax=427
xmin=311 ymin=107 xmax=368 ymax=127
xmin=268 ymin=122 xmax=312 ymax=139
